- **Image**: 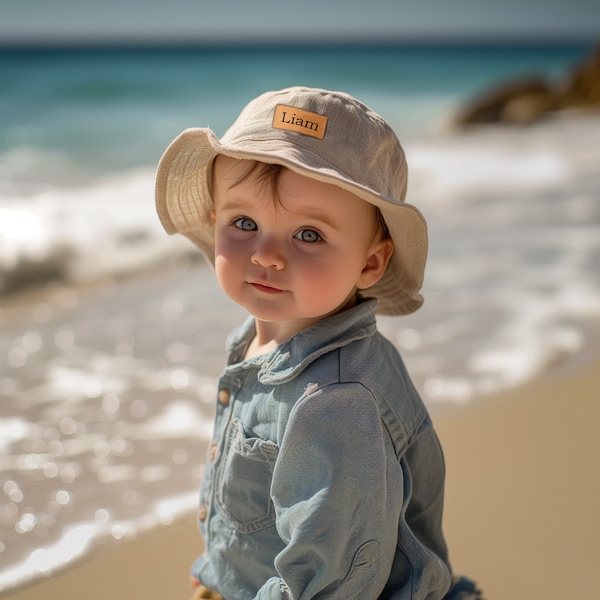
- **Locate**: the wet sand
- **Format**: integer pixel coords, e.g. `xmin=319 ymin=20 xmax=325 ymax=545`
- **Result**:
xmin=4 ymin=346 xmax=599 ymax=600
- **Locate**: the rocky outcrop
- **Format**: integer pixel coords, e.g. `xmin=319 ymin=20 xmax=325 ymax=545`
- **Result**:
xmin=557 ymin=45 xmax=600 ymax=110
xmin=452 ymin=44 xmax=600 ymax=126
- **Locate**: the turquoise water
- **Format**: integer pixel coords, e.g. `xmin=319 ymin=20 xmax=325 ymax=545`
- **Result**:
xmin=0 ymin=43 xmax=590 ymax=178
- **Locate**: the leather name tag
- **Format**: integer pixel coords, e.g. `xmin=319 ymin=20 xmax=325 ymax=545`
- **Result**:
xmin=272 ymin=104 xmax=328 ymax=140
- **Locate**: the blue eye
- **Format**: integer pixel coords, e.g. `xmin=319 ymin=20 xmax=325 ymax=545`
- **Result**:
xmin=233 ymin=217 xmax=257 ymax=231
xmin=294 ymin=229 xmax=321 ymax=243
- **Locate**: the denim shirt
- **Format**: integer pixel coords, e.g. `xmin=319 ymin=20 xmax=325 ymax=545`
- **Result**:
xmin=192 ymin=299 xmax=452 ymax=600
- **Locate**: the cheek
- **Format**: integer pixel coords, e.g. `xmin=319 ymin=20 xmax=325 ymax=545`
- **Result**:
xmin=214 ymin=249 xmax=241 ymax=272
xmin=214 ymin=229 xmax=241 ymax=264
xmin=300 ymin=251 xmax=362 ymax=280
xmin=214 ymin=245 xmax=240 ymax=287
xmin=295 ymin=258 xmax=359 ymax=295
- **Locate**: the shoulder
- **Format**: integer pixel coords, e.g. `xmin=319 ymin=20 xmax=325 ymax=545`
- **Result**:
xmin=303 ymin=332 xmax=428 ymax=440
xmin=307 ymin=328 xmax=412 ymax=392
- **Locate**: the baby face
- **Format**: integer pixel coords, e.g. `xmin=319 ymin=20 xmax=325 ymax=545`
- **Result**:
xmin=211 ymin=156 xmax=392 ymax=339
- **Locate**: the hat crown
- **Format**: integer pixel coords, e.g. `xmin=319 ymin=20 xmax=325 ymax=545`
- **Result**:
xmin=221 ymin=87 xmax=408 ymax=204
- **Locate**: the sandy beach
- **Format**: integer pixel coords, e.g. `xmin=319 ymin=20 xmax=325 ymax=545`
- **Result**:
xmin=438 ymin=346 xmax=600 ymax=599
xmin=4 ymin=341 xmax=599 ymax=600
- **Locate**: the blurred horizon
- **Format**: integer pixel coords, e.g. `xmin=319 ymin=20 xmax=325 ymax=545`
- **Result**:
xmin=2 ymin=39 xmax=598 ymax=53
xmin=1 ymin=38 xmax=597 ymax=51
xmin=2 ymin=0 xmax=599 ymax=48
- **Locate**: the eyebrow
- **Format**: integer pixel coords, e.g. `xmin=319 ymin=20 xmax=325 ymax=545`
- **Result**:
xmin=217 ymin=199 xmax=248 ymax=213
xmin=295 ymin=209 xmax=338 ymax=231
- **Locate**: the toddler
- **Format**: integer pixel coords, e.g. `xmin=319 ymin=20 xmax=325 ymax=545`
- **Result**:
xmin=156 ymin=86 xmax=482 ymax=600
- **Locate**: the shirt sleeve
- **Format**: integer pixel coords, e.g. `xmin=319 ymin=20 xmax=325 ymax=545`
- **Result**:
xmin=253 ymin=382 xmax=403 ymax=600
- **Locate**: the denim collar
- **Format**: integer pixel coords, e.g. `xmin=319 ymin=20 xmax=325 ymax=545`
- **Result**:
xmin=224 ymin=298 xmax=378 ymax=385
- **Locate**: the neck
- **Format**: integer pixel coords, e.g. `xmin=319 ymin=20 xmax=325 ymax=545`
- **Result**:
xmin=244 ymin=293 xmax=360 ymax=360
xmin=244 ymin=317 xmax=318 ymax=360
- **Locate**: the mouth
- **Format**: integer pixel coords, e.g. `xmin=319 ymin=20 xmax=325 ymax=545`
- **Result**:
xmin=248 ymin=281 xmax=286 ymax=295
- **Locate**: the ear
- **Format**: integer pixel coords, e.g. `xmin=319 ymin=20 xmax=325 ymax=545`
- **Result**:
xmin=357 ymin=238 xmax=394 ymax=290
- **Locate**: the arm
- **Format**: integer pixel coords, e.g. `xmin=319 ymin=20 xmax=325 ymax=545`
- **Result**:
xmin=255 ymin=383 xmax=402 ymax=600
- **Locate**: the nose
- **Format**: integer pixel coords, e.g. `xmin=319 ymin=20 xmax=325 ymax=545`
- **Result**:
xmin=251 ymin=237 xmax=286 ymax=270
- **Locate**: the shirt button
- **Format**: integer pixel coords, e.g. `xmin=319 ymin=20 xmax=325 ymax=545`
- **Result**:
xmin=198 ymin=505 xmax=207 ymax=521
xmin=209 ymin=442 xmax=218 ymax=462
xmin=218 ymin=388 xmax=230 ymax=405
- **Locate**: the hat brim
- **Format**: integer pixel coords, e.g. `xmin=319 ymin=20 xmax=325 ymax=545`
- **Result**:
xmin=156 ymin=127 xmax=427 ymax=316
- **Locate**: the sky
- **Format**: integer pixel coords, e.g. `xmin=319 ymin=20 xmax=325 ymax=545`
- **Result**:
xmin=1 ymin=0 xmax=600 ymax=46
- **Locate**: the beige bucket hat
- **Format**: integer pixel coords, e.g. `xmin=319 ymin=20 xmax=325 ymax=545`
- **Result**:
xmin=155 ymin=86 xmax=427 ymax=316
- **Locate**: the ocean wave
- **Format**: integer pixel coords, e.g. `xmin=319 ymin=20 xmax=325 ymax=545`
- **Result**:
xmin=0 ymin=168 xmax=194 ymax=295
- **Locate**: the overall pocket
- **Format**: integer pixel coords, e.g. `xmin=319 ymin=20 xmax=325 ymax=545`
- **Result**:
xmin=216 ymin=418 xmax=279 ymax=533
